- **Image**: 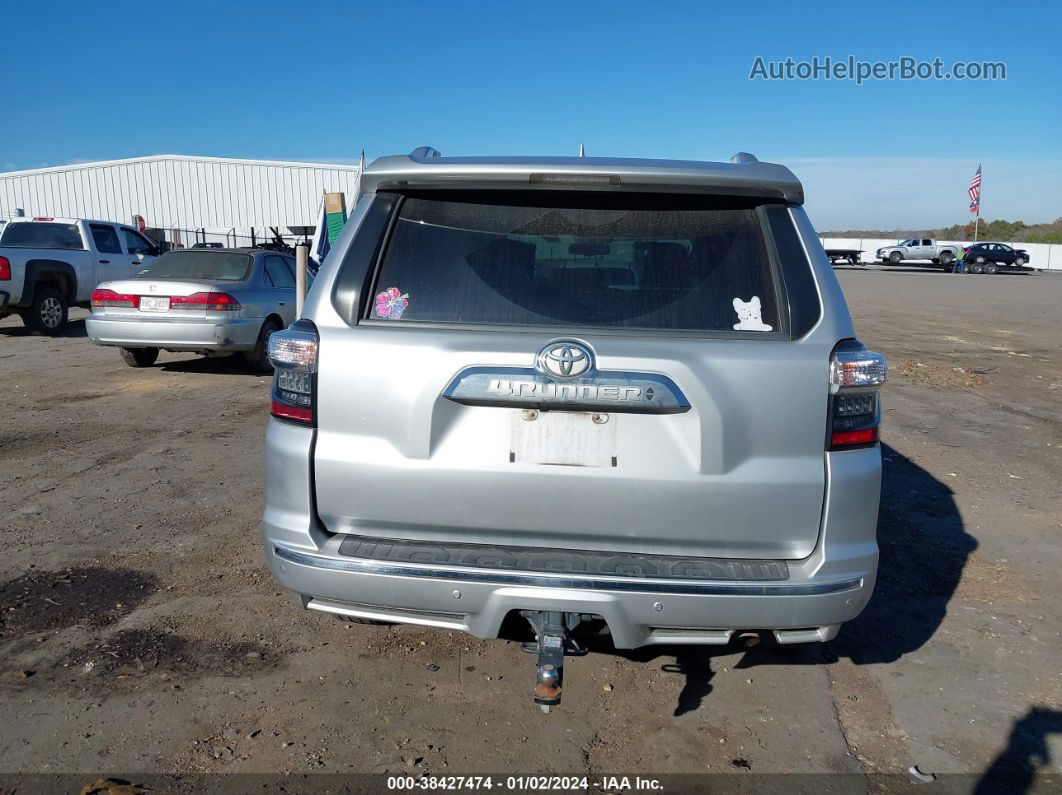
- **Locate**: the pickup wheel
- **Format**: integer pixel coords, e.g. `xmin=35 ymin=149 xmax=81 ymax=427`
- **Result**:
xmin=888 ymin=251 xmax=903 ymax=264
xmin=984 ymin=262 xmax=999 ymax=275
xmin=939 ymin=251 xmax=954 ymax=265
xmin=243 ymin=318 xmax=282 ymax=373
xmin=23 ymin=287 xmax=68 ymax=336
xmin=120 ymin=347 xmax=160 ymax=367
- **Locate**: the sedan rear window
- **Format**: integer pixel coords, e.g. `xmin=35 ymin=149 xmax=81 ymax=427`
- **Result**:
xmin=367 ymin=193 xmax=781 ymax=332
xmin=0 ymin=222 xmax=84 ymax=250
xmin=136 ymin=251 xmax=252 ymax=281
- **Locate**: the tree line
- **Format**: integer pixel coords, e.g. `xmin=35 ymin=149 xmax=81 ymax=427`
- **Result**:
xmin=823 ymin=217 xmax=1062 ymax=244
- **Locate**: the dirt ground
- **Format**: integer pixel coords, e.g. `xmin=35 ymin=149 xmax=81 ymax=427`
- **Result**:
xmin=1 ymin=266 xmax=1060 ymax=792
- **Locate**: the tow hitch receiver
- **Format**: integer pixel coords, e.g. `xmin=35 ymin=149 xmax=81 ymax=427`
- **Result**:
xmin=520 ymin=611 xmax=590 ymax=713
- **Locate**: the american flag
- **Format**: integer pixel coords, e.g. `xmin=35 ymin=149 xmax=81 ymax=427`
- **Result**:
xmin=968 ymin=164 xmax=982 ymax=213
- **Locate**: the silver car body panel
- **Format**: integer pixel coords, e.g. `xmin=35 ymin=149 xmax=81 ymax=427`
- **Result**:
xmin=311 ymin=329 xmax=836 ymax=558
xmin=262 ymin=153 xmax=880 ymax=647
xmin=262 ymin=416 xmax=879 ymax=649
xmin=86 ymin=314 xmax=264 ymax=351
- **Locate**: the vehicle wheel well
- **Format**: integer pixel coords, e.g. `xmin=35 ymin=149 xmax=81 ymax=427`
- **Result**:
xmin=26 ymin=259 xmax=77 ymax=301
xmin=264 ymin=313 xmax=285 ymax=330
xmin=33 ymin=272 xmax=72 ymax=299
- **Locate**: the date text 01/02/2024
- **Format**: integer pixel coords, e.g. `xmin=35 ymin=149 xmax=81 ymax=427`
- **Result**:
xmin=386 ymin=776 xmax=664 ymax=791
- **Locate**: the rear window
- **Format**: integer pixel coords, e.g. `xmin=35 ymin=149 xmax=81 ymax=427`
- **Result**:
xmin=135 ymin=251 xmax=252 ymax=281
xmin=0 ymin=222 xmax=84 ymax=250
xmin=367 ymin=193 xmax=781 ymax=332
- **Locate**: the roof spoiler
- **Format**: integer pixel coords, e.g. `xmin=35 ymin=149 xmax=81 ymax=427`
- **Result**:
xmin=412 ymin=147 xmax=757 ymax=165
xmin=361 ymin=149 xmax=803 ymax=203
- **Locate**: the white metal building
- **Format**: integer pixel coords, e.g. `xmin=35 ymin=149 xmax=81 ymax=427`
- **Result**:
xmin=0 ymin=154 xmax=362 ymax=247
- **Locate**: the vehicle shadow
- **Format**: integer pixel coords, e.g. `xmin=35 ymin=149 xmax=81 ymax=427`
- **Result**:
xmin=817 ymin=442 xmax=976 ymax=665
xmin=158 ymin=355 xmax=263 ymax=376
xmin=975 ymin=707 xmax=1062 ymax=794
xmin=593 ymin=442 xmax=976 ymax=714
xmin=844 ymin=265 xmax=948 ymax=274
xmin=0 ymin=318 xmax=87 ymax=338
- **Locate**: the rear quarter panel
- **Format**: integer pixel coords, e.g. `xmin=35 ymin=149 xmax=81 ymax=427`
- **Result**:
xmin=1 ymin=249 xmax=94 ymax=305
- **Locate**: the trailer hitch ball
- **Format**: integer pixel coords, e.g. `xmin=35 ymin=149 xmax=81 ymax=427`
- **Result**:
xmin=537 ymin=664 xmax=560 ymax=687
xmin=522 ymin=610 xmax=582 ymax=713
xmin=535 ymin=664 xmax=562 ymax=713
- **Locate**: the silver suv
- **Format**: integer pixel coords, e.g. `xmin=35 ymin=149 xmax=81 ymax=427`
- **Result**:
xmin=262 ymin=148 xmax=887 ymax=710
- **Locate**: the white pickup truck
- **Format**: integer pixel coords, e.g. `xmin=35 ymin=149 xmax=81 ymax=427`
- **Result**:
xmin=0 ymin=217 xmax=159 ymax=334
xmin=875 ymin=238 xmax=962 ymax=268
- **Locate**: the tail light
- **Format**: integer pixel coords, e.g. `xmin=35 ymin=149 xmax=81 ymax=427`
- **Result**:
xmin=91 ymin=288 xmax=139 ymax=308
xmin=267 ymin=319 xmax=318 ymax=425
xmin=170 ymin=292 xmax=240 ymax=311
xmin=828 ymin=341 xmax=887 ymax=451
xmin=0 ymin=256 xmax=10 ymax=281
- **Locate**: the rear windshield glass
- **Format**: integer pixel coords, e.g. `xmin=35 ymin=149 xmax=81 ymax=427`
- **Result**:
xmin=0 ymin=222 xmax=83 ymax=250
xmin=368 ymin=194 xmax=780 ymax=332
xmin=135 ymin=251 xmax=252 ymax=281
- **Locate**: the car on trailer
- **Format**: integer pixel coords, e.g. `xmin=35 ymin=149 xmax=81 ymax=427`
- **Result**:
xmin=962 ymin=242 xmax=1031 ymax=274
xmin=261 ymin=147 xmax=887 ymax=711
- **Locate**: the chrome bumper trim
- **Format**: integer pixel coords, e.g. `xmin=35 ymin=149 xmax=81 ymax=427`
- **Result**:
xmin=273 ymin=545 xmax=863 ymax=597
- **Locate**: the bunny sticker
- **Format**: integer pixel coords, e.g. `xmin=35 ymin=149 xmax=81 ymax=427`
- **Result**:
xmin=732 ymin=296 xmax=773 ymax=331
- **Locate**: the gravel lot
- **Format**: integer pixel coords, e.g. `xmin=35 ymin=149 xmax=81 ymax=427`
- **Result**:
xmin=1 ymin=267 xmax=1060 ymax=790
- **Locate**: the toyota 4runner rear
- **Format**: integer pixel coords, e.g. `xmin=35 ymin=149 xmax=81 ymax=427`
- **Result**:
xmin=261 ymin=148 xmax=887 ymax=711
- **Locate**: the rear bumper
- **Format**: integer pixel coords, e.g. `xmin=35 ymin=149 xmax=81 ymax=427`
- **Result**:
xmin=262 ymin=420 xmax=881 ymax=649
xmin=268 ymin=543 xmax=867 ymax=647
xmin=85 ymin=314 xmax=261 ymax=351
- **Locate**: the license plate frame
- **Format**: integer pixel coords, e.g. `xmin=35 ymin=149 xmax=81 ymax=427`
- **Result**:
xmin=510 ymin=410 xmax=617 ymax=467
xmin=139 ymin=296 xmax=170 ymax=312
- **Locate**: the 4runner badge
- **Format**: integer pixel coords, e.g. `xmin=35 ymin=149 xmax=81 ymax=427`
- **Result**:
xmin=441 ymin=340 xmax=690 ymax=415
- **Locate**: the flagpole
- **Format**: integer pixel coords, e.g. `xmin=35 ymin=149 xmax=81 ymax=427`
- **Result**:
xmin=973 ymin=162 xmax=981 ymax=242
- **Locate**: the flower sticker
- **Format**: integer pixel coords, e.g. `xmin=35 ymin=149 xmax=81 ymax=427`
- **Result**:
xmin=374 ymin=287 xmax=409 ymax=319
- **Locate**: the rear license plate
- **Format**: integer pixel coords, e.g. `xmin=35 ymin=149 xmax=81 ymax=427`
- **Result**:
xmin=139 ymin=296 xmax=169 ymax=312
xmin=510 ymin=410 xmax=617 ymax=467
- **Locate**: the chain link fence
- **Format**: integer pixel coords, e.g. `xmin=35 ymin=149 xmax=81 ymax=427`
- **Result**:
xmin=143 ymin=226 xmax=314 ymax=254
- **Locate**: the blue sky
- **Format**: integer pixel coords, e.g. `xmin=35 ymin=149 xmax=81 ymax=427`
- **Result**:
xmin=1 ymin=0 xmax=1059 ymax=229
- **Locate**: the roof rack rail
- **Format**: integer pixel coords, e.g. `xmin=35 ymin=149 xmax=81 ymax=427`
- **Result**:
xmin=729 ymin=152 xmax=759 ymax=164
xmin=410 ymin=146 xmax=443 ymax=159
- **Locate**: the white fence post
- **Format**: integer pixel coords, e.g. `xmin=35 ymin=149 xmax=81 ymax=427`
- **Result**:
xmin=295 ymin=244 xmax=309 ymax=318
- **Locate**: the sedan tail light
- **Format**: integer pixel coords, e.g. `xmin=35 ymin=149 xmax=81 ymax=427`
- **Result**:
xmin=170 ymin=292 xmax=241 ymax=311
xmin=267 ymin=319 xmax=319 ymax=426
xmin=828 ymin=341 xmax=887 ymax=451
xmin=91 ymin=288 xmax=139 ymax=308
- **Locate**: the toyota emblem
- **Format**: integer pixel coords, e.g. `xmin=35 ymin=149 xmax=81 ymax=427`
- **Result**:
xmin=537 ymin=341 xmax=593 ymax=379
